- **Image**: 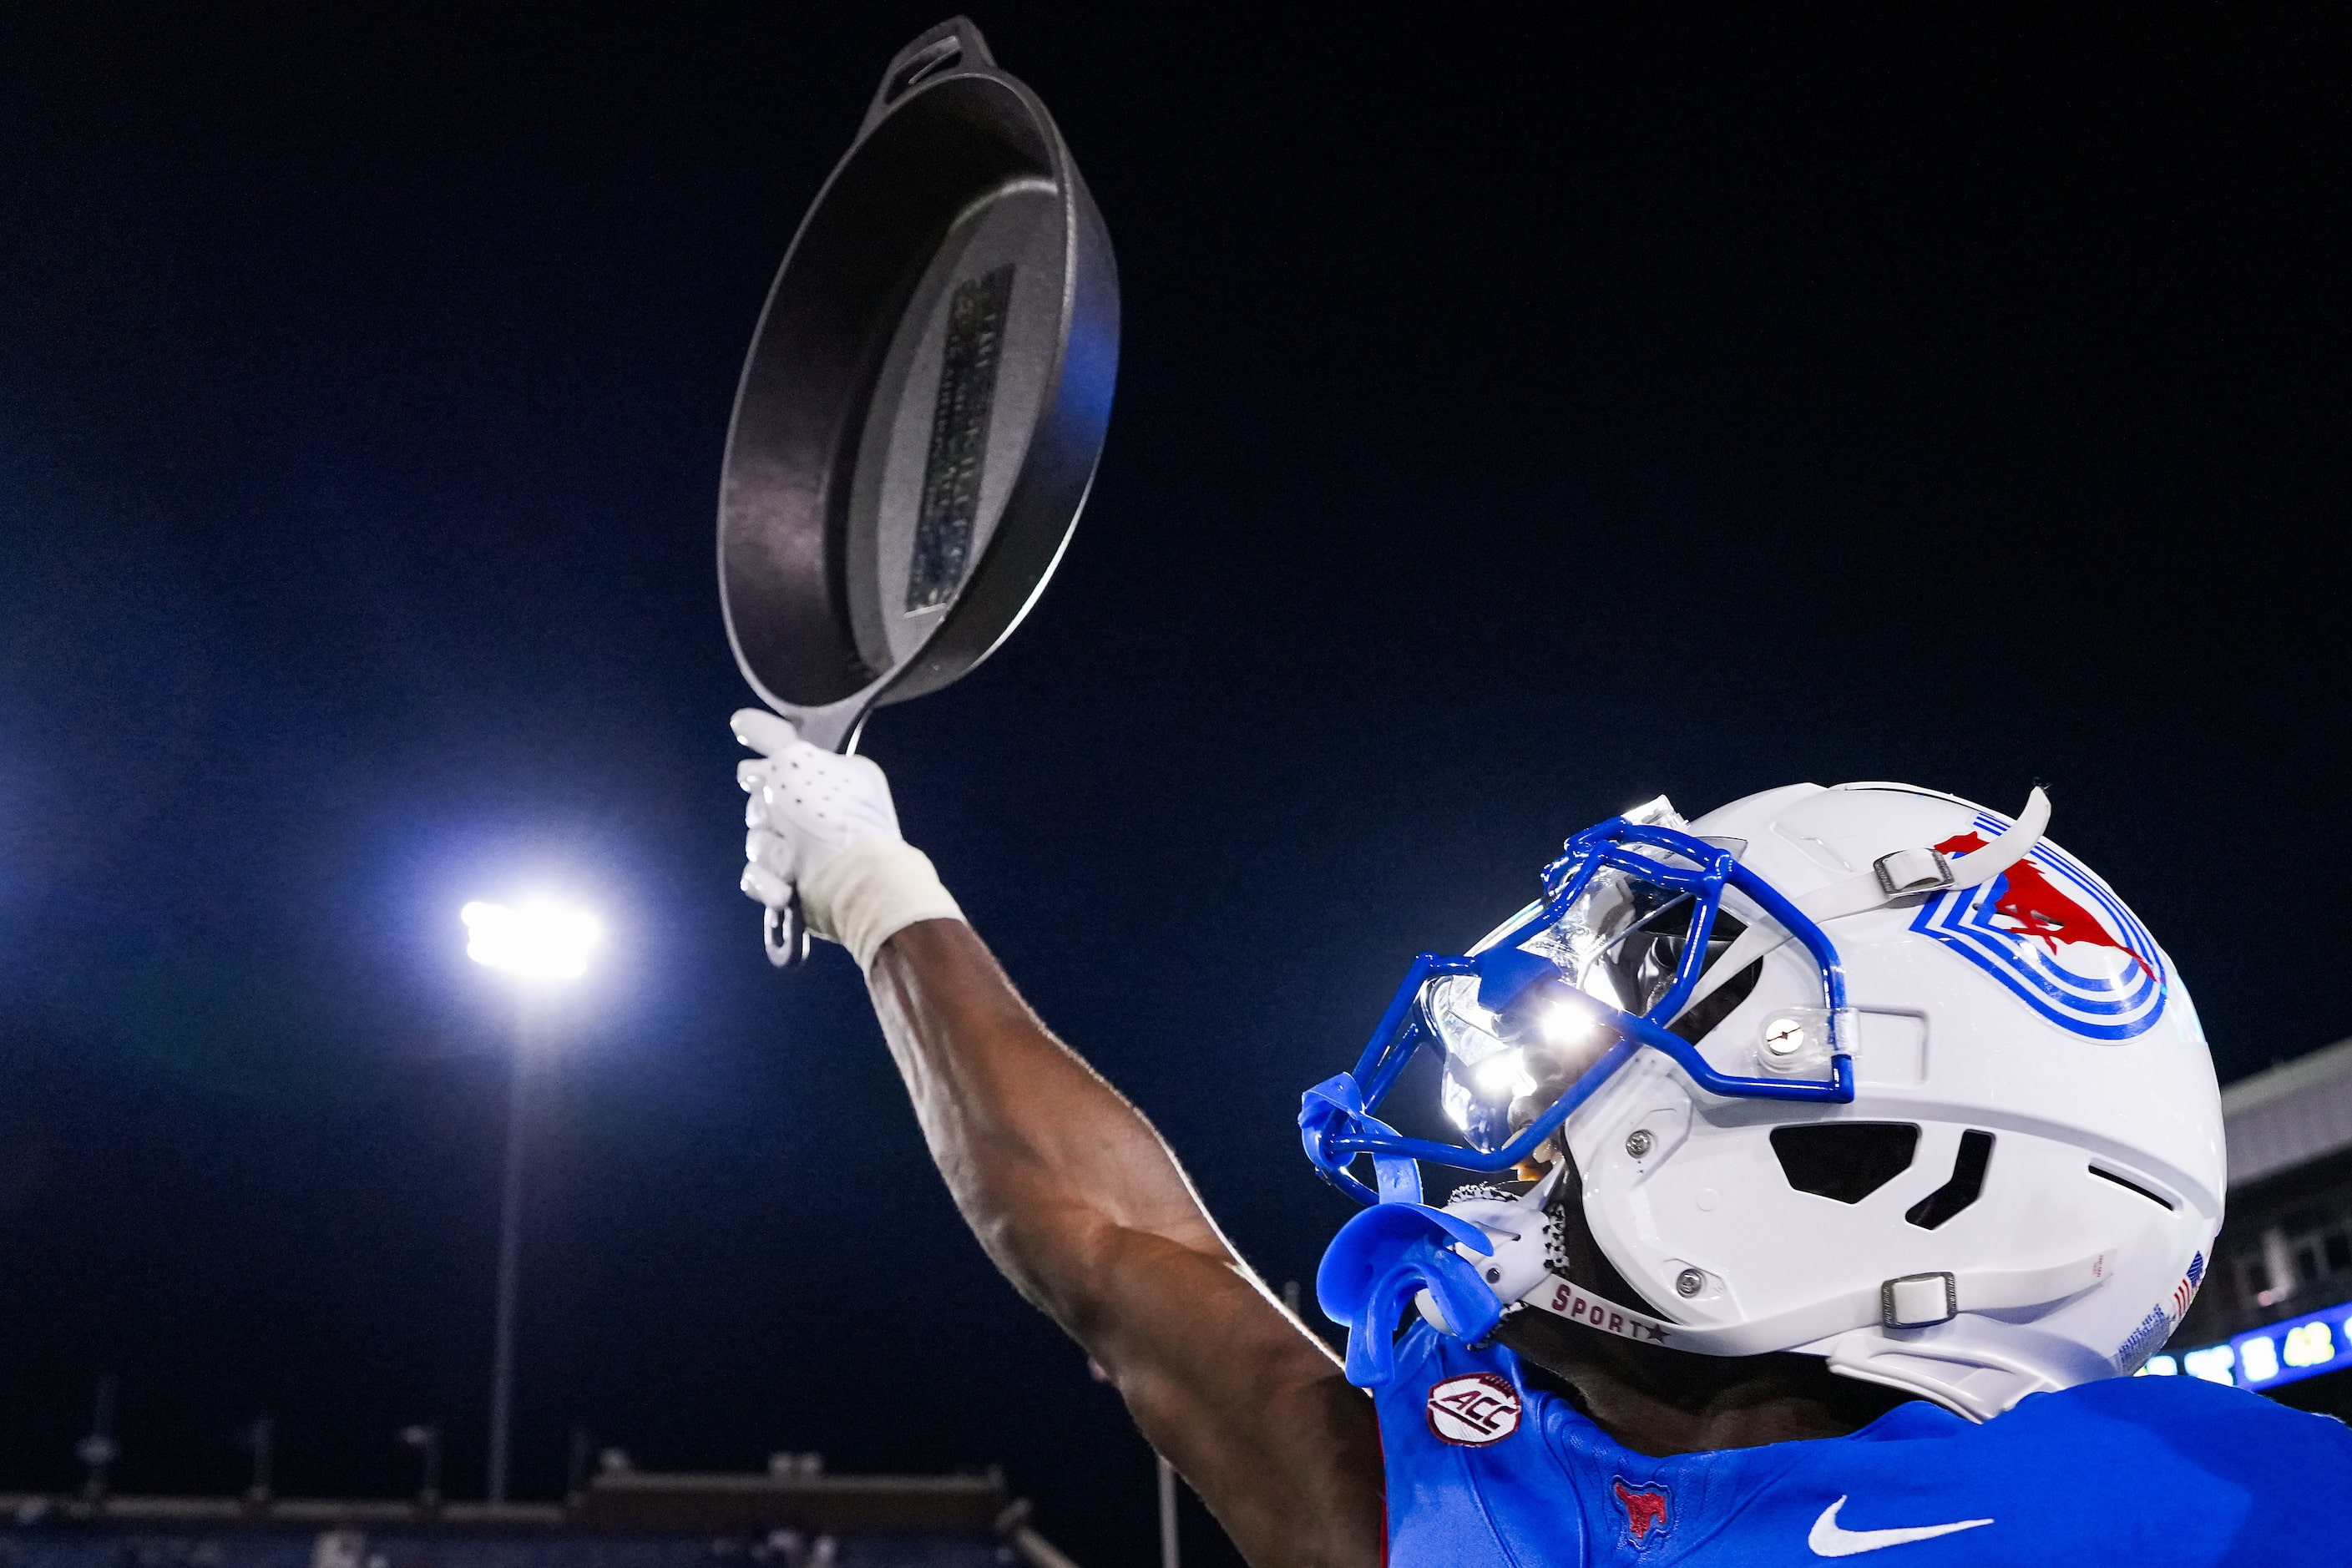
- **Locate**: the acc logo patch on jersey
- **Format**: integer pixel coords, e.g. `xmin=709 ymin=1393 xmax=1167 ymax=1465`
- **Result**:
xmin=1426 ymin=1373 xmax=1521 ymax=1445
xmin=1909 ymin=816 xmax=2167 ymax=1039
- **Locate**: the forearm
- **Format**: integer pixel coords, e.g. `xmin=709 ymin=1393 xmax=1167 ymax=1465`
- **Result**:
xmin=865 ymin=918 xmax=1385 ymax=1568
xmin=864 ymin=918 xmax=1229 ymax=1332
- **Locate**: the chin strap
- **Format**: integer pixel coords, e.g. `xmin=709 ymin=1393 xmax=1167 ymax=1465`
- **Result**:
xmin=1677 ymin=787 xmax=2051 ymax=1019
xmin=1507 ymin=1247 xmax=2117 ymax=1358
xmin=1347 ymin=1189 xmax=2115 ymax=1370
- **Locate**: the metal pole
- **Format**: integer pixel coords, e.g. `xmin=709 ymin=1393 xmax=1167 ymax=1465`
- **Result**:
xmin=1156 ymin=1454 xmax=1179 ymax=1568
xmin=77 ymin=1375 xmax=119 ymax=1503
xmin=402 ymin=1424 xmax=443 ymax=1507
xmin=487 ymin=1006 xmax=533 ymax=1504
xmin=245 ymin=1414 xmax=274 ymax=1504
xmin=565 ymin=1426 xmax=593 ymax=1508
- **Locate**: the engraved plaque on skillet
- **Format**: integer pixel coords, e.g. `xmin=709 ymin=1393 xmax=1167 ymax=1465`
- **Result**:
xmin=906 ymin=263 xmax=1015 ymax=610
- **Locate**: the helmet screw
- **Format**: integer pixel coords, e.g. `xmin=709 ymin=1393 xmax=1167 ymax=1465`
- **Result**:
xmin=1624 ymin=1130 xmax=1655 ymax=1159
xmin=1676 ymin=1268 xmax=1705 ymax=1297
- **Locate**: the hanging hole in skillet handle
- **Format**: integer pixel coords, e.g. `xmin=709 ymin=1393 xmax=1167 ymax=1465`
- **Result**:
xmin=862 ymin=17 xmax=998 ymax=130
xmin=764 ymin=898 xmax=813 ymax=968
xmin=886 ymin=37 xmax=962 ymax=101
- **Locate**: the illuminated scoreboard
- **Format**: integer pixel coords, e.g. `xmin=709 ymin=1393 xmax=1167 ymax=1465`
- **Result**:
xmin=2140 ymin=1297 xmax=2352 ymax=1391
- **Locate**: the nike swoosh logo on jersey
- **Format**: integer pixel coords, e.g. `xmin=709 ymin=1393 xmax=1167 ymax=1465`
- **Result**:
xmin=1808 ymin=1496 xmax=1994 ymax=1556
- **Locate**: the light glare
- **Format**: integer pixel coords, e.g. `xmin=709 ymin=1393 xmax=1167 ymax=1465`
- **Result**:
xmin=462 ymin=900 xmax=599 ymax=980
xmin=2284 ymin=1321 xmax=2336 ymax=1368
xmin=1473 ymin=1050 xmax=1538 ymax=1100
xmin=1545 ymin=1004 xmax=1598 ymax=1045
xmin=2181 ymin=1344 xmax=2236 ymax=1385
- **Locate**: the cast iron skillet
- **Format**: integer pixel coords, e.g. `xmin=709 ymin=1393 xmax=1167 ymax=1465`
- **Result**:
xmin=717 ymin=17 xmax=1119 ymax=964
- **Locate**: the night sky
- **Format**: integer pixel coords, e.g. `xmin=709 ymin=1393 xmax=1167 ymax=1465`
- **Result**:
xmin=3 ymin=8 xmax=2347 ymax=1565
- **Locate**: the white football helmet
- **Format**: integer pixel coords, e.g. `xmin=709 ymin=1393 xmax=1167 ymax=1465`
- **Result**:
xmin=1305 ymin=782 xmax=2223 ymax=1421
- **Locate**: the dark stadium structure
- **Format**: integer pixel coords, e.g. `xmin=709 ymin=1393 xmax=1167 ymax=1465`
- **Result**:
xmin=0 ymin=1463 xmax=1080 ymax=1568
xmin=2161 ymin=1038 xmax=2352 ymax=1419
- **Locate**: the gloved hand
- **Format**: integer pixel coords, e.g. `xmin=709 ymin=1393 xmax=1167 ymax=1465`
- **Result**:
xmin=733 ymin=708 xmax=964 ymax=969
xmin=735 ymin=708 xmax=902 ymax=897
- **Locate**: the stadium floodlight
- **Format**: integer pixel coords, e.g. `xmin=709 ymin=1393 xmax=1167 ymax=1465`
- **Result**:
xmin=461 ymin=900 xmax=599 ymax=981
xmin=458 ymin=897 xmax=599 ymax=1506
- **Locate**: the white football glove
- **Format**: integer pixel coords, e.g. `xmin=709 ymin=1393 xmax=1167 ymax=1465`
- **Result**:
xmin=732 ymin=708 xmax=964 ymax=969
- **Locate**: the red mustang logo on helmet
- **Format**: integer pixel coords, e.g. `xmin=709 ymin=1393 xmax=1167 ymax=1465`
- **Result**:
xmin=1614 ymin=1479 xmax=1671 ymax=1545
xmin=1909 ymin=819 xmax=2167 ymax=1040
xmin=1935 ymin=832 xmax=2151 ymax=979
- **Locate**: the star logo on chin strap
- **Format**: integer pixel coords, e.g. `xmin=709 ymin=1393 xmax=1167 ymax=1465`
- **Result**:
xmin=1540 ymin=1276 xmax=1675 ymax=1344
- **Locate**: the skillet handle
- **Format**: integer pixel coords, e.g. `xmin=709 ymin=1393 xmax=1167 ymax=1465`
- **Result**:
xmin=861 ymin=17 xmax=999 ymax=133
xmin=752 ymin=706 xmax=868 ymax=971
xmin=764 ymin=898 xmax=812 ymax=968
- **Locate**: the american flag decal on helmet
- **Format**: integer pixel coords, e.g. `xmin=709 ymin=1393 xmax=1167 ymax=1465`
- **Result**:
xmin=2117 ymin=1252 xmax=2207 ymax=1369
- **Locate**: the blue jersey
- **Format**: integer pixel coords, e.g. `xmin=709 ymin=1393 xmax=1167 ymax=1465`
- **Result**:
xmin=1378 ymin=1322 xmax=2352 ymax=1565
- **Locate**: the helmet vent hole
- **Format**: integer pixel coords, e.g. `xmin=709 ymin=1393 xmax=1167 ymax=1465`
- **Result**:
xmin=1769 ymin=1123 xmax=1919 ymax=1203
xmin=2086 ymin=1164 xmax=2174 ymax=1211
xmin=1904 ymin=1130 xmax=1995 ymax=1230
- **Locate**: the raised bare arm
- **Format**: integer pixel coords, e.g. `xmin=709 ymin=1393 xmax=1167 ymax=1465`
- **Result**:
xmin=866 ymin=918 xmax=1383 ymax=1568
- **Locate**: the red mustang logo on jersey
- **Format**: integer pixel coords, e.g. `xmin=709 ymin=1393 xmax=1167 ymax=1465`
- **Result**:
xmin=1935 ymin=832 xmax=2151 ymax=979
xmin=1614 ymin=1479 xmax=1671 ymax=1546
